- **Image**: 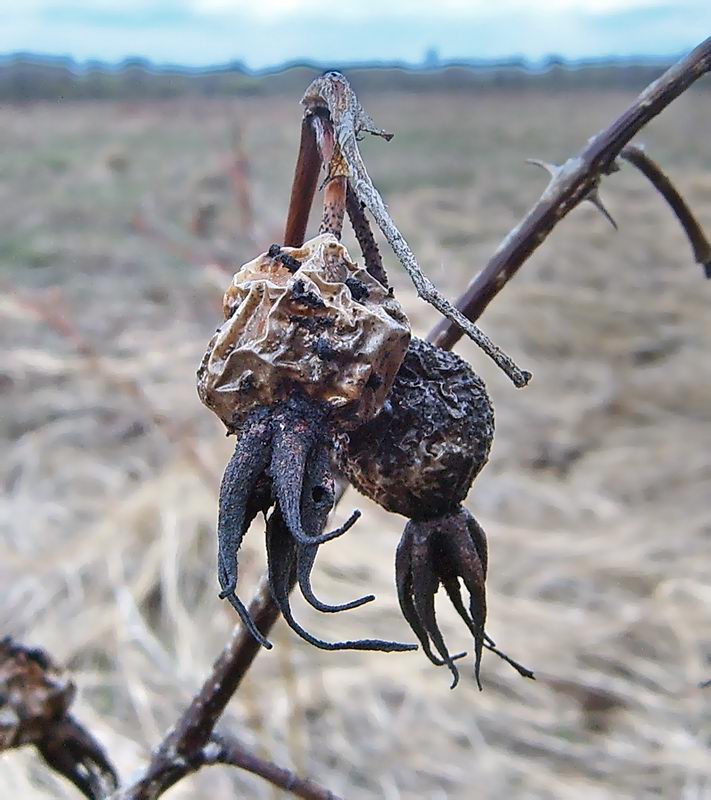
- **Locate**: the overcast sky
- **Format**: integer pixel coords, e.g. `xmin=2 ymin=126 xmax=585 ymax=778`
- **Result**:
xmin=3 ymin=0 xmax=710 ymax=68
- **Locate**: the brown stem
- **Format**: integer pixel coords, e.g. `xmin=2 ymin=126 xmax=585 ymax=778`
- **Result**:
xmin=110 ymin=727 xmax=338 ymax=800
xmin=620 ymin=144 xmax=711 ymax=278
xmin=230 ymin=125 xmax=256 ymax=243
xmin=428 ymin=36 xmax=711 ymax=348
xmin=112 ymin=574 xmax=290 ymax=799
xmin=284 ymin=117 xmax=322 ymax=247
xmin=345 ymin=184 xmax=389 ymax=287
xmin=212 ymin=732 xmax=343 ymax=800
xmin=313 ymin=115 xmax=347 ymax=239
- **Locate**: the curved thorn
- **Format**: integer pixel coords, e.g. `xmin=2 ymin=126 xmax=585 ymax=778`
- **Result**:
xmin=586 ymin=188 xmax=618 ymax=230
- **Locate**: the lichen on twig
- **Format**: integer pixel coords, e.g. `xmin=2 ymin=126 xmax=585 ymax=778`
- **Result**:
xmin=302 ymin=71 xmax=532 ymax=388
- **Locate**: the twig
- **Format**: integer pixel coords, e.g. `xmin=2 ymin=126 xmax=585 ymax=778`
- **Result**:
xmin=110 ymin=729 xmax=341 ymax=800
xmin=429 ymin=36 xmax=711 ymax=348
xmin=230 ymin=124 xmax=256 ymax=243
xmin=131 ymin=209 xmax=232 ymax=274
xmin=283 ymin=117 xmax=322 ymax=247
xmin=620 ymin=144 xmax=711 ymax=277
xmin=345 ymin=184 xmax=389 ymax=287
xmin=301 ymin=72 xmax=532 ymax=388
xmin=111 ymin=574 xmax=307 ymax=799
xmin=313 ymin=114 xmax=348 ymax=238
xmin=211 ymin=732 xmax=342 ymax=800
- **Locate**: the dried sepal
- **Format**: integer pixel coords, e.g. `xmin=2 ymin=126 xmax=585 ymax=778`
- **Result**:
xmin=197 ymin=233 xmax=410 ymax=432
xmin=395 ymin=509 xmax=487 ymax=689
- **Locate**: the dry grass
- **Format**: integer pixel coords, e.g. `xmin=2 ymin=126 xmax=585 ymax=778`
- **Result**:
xmin=1 ymin=87 xmax=711 ymax=799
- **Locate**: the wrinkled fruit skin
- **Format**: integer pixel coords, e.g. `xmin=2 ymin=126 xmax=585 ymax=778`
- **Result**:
xmin=338 ymin=337 xmax=495 ymax=520
xmin=197 ymin=233 xmax=410 ymax=432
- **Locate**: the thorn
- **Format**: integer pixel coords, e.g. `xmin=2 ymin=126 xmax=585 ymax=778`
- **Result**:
xmin=586 ymin=188 xmax=618 ymax=231
xmin=525 ymin=158 xmax=558 ymax=178
xmin=526 ymin=158 xmax=617 ymax=230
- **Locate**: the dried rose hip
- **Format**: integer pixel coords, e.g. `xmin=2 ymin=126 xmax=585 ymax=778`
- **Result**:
xmin=197 ymin=234 xmax=414 ymax=654
xmin=338 ymin=338 xmax=533 ymax=687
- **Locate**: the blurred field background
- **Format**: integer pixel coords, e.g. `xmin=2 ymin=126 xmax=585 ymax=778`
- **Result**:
xmin=1 ymin=77 xmax=711 ymax=799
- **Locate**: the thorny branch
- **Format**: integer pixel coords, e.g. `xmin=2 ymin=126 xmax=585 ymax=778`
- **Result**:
xmin=429 ymin=35 xmax=711 ymax=349
xmin=10 ymin=38 xmax=711 ymax=800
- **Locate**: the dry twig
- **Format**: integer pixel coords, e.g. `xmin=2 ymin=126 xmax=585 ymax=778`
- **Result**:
xmin=302 ymin=72 xmax=532 ymax=388
xmin=620 ymin=144 xmax=711 ymax=277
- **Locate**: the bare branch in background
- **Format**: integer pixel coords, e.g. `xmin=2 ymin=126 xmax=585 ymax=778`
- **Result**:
xmin=620 ymin=144 xmax=711 ymax=278
xmin=3 ymin=284 xmax=219 ymax=489
xmin=230 ymin=124 xmax=256 ymax=244
xmin=131 ymin=208 xmax=232 ymax=274
xmin=429 ymin=36 xmax=711 ymax=349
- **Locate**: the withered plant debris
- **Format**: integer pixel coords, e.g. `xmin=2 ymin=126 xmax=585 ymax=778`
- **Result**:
xmin=339 ymin=338 xmax=534 ymax=688
xmin=0 ymin=637 xmax=117 ymax=799
xmin=198 ymin=234 xmax=414 ymax=652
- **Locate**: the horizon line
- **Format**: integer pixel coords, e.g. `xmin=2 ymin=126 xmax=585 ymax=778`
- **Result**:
xmin=0 ymin=49 xmax=683 ymax=78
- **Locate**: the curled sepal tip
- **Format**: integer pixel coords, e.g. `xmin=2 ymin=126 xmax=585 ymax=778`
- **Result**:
xmin=267 ymin=510 xmax=417 ymax=653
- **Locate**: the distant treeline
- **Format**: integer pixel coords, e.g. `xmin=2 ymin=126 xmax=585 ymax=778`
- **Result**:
xmin=0 ymin=54 xmax=705 ymax=102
